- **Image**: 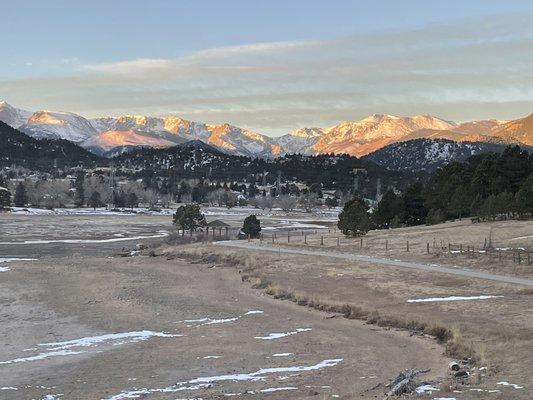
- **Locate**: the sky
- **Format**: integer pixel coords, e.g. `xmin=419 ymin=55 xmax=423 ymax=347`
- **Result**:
xmin=2 ymin=0 xmax=533 ymax=136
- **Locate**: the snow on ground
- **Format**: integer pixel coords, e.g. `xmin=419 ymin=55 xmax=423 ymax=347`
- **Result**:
xmin=0 ymin=258 xmax=37 ymax=272
xmin=244 ymin=310 xmax=264 ymax=315
xmin=255 ymin=328 xmax=312 ymax=340
xmin=416 ymin=384 xmax=439 ymax=394
xmin=497 ymin=381 xmax=524 ymax=389
xmin=0 ymin=331 xmax=181 ymax=366
xmin=407 ymin=295 xmax=503 ymax=303
xmin=272 ymin=353 xmax=294 ymax=357
xmin=258 ymin=387 xmax=297 ymax=393
xmin=181 ymin=310 xmax=264 ymax=327
xmin=0 ymin=231 xmax=168 ymax=245
xmin=10 ymin=207 xmax=175 ymax=216
xmin=105 ymin=358 xmax=342 ymax=400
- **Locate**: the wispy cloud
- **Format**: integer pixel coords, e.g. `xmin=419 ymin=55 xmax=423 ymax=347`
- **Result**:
xmin=2 ymin=14 xmax=533 ymax=135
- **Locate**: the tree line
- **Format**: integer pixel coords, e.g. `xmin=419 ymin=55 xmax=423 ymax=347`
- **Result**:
xmin=339 ymin=146 xmax=533 ymax=235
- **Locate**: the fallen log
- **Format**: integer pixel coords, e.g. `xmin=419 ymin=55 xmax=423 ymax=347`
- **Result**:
xmin=383 ymin=368 xmax=430 ymax=399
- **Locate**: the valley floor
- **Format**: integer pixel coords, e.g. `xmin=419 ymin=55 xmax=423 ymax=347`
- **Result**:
xmin=0 ymin=212 xmax=531 ymax=399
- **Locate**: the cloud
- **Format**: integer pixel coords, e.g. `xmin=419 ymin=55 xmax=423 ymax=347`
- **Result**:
xmin=2 ymin=13 xmax=533 ymax=135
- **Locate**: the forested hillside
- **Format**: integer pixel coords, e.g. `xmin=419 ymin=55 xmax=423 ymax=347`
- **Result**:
xmin=113 ymin=141 xmax=413 ymax=197
xmin=0 ymin=121 xmax=103 ymax=169
xmin=372 ymin=146 xmax=533 ymax=228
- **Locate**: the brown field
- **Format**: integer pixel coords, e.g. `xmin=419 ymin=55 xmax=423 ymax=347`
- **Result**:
xmin=158 ymin=219 xmax=533 ymax=399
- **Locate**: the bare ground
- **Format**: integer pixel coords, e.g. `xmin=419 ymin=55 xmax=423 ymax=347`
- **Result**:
xmin=0 ymin=255 xmax=448 ymax=400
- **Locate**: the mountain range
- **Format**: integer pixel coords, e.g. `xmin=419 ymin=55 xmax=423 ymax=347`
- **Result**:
xmin=1 ymin=100 xmax=532 ymax=158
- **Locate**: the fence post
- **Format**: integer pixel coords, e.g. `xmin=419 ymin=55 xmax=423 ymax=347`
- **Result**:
xmin=288 ymin=232 xmax=290 ymax=243
xmin=272 ymin=235 xmax=275 ymax=243
xmin=304 ymin=234 xmax=307 ymax=244
xmin=260 ymin=233 xmax=263 ymax=242
xmin=427 ymin=243 xmax=430 ymax=254
xmin=337 ymin=237 xmax=340 ymax=247
xmin=460 ymin=244 xmax=462 ymax=254
xmin=518 ymin=251 xmax=521 ymax=264
xmin=360 ymin=238 xmax=363 ymax=249
xmin=225 ymin=227 xmax=228 ymax=238
xmin=321 ymin=236 xmax=324 ymax=245
xmin=406 ymin=240 xmax=410 ymax=252
xmin=247 ymin=234 xmax=250 ymax=242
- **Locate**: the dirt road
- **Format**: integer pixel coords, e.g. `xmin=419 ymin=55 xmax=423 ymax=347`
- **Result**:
xmin=216 ymin=241 xmax=533 ymax=286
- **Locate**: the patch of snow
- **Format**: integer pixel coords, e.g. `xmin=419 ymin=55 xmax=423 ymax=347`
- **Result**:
xmin=259 ymin=387 xmax=297 ymax=393
xmin=0 ymin=387 xmax=18 ymax=390
xmin=106 ymin=359 xmax=342 ymax=400
xmin=416 ymin=385 xmax=439 ymax=394
xmin=255 ymin=328 xmax=312 ymax=340
xmin=407 ymin=295 xmax=503 ymax=303
xmin=0 ymin=266 xmax=9 ymax=272
xmin=497 ymin=381 xmax=524 ymax=389
xmin=203 ymin=356 xmax=222 ymax=359
xmin=244 ymin=310 xmax=264 ymax=315
xmin=41 ymin=330 xmax=181 ymax=351
xmin=0 ymin=330 xmax=180 ymax=365
xmin=272 ymin=353 xmax=293 ymax=357
xmin=0 ymin=231 xmax=168 ymax=245
xmin=0 ymin=350 xmax=85 ymax=365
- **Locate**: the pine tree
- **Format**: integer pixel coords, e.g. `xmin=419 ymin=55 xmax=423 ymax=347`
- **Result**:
xmin=0 ymin=187 xmax=11 ymax=209
xmin=338 ymin=197 xmax=372 ymax=236
xmin=242 ymin=214 xmax=261 ymax=238
xmin=14 ymin=182 xmax=28 ymax=207
xmin=372 ymin=190 xmax=402 ymax=228
xmin=88 ymin=191 xmax=102 ymax=210
xmin=173 ymin=204 xmax=206 ymax=231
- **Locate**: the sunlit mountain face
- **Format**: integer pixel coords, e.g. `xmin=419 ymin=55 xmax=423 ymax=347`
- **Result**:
xmin=1 ymin=101 xmax=531 ymax=157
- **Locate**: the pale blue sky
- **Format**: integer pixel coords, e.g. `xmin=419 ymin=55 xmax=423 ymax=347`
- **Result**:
xmin=2 ymin=0 xmax=533 ymax=135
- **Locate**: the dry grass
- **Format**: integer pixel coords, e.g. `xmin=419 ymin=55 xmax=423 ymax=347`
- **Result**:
xmin=155 ymin=241 xmax=533 ymax=389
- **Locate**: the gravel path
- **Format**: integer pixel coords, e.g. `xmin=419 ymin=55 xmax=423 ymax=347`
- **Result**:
xmin=216 ymin=241 xmax=533 ymax=287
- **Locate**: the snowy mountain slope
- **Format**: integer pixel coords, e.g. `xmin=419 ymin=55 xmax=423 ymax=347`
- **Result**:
xmin=1 ymin=100 xmax=531 ymax=158
xmin=19 ymin=110 xmax=97 ymax=143
xmin=82 ymin=129 xmax=186 ymax=155
xmin=0 ymin=101 xmax=32 ymax=128
xmin=276 ymin=128 xmax=322 ymax=155
xmin=363 ymin=138 xmax=516 ymax=172
xmin=305 ymin=114 xmax=457 ymax=157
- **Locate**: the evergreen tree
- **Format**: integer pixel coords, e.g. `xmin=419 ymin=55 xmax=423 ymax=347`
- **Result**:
xmin=372 ymin=190 xmax=402 ymax=228
xmin=514 ymin=172 xmax=533 ymax=216
xmin=173 ymin=204 xmax=206 ymax=231
xmin=74 ymin=171 xmax=85 ymax=207
xmin=88 ymin=191 xmax=102 ymax=210
xmin=126 ymin=192 xmax=138 ymax=210
xmin=242 ymin=214 xmax=261 ymax=238
xmin=248 ymin=183 xmax=259 ymax=198
xmin=402 ymin=182 xmax=428 ymax=226
xmin=325 ymin=196 xmax=339 ymax=208
xmin=14 ymin=182 xmax=28 ymax=207
xmin=0 ymin=186 xmax=11 ymax=209
xmin=338 ymin=197 xmax=372 ymax=236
